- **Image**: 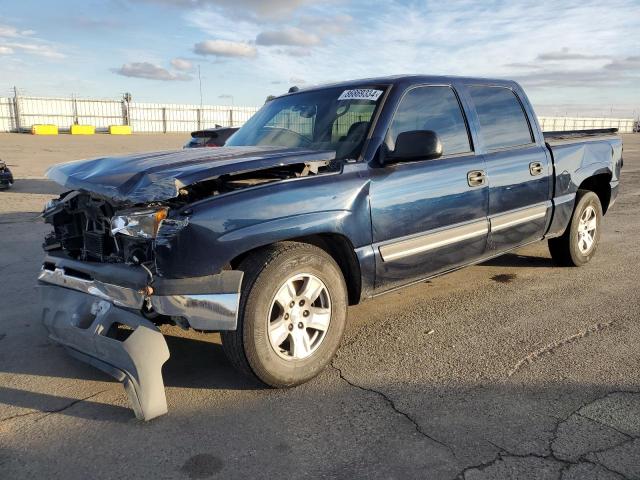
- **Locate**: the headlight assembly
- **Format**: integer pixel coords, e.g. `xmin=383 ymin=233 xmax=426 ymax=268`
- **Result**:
xmin=110 ymin=207 xmax=168 ymax=239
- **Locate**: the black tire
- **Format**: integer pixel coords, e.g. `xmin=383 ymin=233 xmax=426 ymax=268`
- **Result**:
xmin=221 ymin=242 xmax=348 ymax=388
xmin=548 ymin=190 xmax=603 ymax=266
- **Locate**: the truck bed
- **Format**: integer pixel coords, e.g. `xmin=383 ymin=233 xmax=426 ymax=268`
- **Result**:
xmin=543 ymin=128 xmax=618 ymax=142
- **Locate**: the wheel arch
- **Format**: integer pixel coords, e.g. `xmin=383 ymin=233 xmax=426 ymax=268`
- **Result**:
xmin=578 ymin=172 xmax=612 ymax=214
xmin=229 ymin=233 xmax=363 ymax=306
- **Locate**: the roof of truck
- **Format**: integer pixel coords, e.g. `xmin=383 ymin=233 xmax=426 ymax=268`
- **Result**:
xmin=278 ymin=74 xmax=519 ymax=98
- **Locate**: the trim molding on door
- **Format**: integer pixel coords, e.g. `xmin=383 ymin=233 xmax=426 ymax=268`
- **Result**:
xmin=378 ymin=202 xmax=551 ymax=263
xmin=379 ymin=219 xmax=489 ymax=262
xmin=489 ymin=203 xmax=549 ymax=232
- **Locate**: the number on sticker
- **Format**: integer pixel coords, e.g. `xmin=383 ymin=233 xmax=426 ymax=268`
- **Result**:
xmin=338 ymin=89 xmax=383 ymax=101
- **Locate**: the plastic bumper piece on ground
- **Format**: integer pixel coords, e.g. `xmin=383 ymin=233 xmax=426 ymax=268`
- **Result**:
xmin=40 ymin=285 xmax=170 ymax=421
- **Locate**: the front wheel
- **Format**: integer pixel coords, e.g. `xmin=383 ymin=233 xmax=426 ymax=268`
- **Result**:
xmin=221 ymin=242 xmax=348 ymax=387
xmin=548 ymin=190 xmax=603 ymax=266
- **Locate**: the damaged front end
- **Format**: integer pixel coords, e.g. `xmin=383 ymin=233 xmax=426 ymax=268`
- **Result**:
xmin=39 ymin=150 xmax=335 ymax=420
xmin=39 ymin=190 xmax=244 ymax=420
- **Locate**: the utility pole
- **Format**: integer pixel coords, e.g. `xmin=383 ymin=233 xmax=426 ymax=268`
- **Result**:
xmin=198 ymin=65 xmax=203 ymax=108
xmin=13 ymin=86 xmax=21 ymax=132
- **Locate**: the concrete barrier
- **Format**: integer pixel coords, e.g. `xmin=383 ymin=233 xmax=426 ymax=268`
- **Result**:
xmin=31 ymin=124 xmax=58 ymax=135
xmin=109 ymin=125 xmax=132 ymax=135
xmin=70 ymin=125 xmax=95 ymax=135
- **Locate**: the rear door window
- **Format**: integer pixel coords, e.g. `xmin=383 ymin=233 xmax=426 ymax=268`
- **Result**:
xmin=388 ymin=86 xmax=472 ymax=156
xmin=469 ymin=86 xmax=533 ymax=150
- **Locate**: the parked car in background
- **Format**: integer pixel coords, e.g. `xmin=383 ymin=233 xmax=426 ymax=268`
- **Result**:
xmin=0 ymin=159 xmax=13 ymax=189
xmin=39 ymin=75 xmax=622 ymax=420
xmin=183 ymin=126 xmax=239 ymax=148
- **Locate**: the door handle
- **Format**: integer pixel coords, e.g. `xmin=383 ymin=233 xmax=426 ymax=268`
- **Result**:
xmin=529 ymin=162 xmax=543 ymax=176
xmin=467 ymin=170 xmax=486 ymax=187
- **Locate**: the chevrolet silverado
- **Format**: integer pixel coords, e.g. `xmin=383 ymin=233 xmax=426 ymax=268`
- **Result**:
xmin=39 ymin=75 xmax=623 ymax=420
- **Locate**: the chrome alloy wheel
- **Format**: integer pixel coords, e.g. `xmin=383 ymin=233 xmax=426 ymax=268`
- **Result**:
xmin=577 ymin=205 xmax=597 ymax=254
xmin=267 ymin=273 xmax=332 ymax=360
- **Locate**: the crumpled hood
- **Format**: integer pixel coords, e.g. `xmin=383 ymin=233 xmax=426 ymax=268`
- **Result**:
xmin=46 ymin=146 xmax=336 ymax=204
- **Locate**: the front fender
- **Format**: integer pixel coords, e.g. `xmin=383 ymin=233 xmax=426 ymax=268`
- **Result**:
xmin=217 ymin=209 xmax=370 ymax=255
xmin=155 ymin=166 xmax=372 ymax=278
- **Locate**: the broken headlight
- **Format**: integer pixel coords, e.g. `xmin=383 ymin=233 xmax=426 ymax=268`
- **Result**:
xmin=110 ymin=207 xmax=168 ymax=239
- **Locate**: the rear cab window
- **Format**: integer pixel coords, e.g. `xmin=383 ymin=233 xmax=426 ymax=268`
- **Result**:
xmin=387 ymin=86 xmax=472 ymax=157
xmin=468 ymin=86 xmax=534 ymax=150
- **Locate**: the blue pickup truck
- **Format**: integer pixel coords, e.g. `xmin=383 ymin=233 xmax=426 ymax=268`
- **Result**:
xmin=40 ymin=75 xmax=622 ymax=420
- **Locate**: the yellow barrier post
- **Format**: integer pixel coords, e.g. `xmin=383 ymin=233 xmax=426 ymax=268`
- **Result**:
xmin=70 ymin=125 xmax=95 ymax=135
xmin=31 ymin=125 xmax=59 ymax=135
xmin=109 ymin=125 xmax=132 ymax=135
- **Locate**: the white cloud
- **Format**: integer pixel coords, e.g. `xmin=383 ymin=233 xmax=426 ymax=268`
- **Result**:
xmin=171 ymin=57 xmax=194 ymax=71
xmin=134 ymin=0 xmax=317 ymax=19
xmin=0 ymin=24 xmax=37 ymax=38
xmin=112 ymin=62 xmax=192 ymax=81
xmin=605 ymin=56 xmax=640 ymax=72
xmin=536 ymin=48 xmax=611 ymax=62
xmin=194 ymin=40 xmax=256 ymax=57
xmin=0 ymin=42 xmax=64 ymax=59
xmin=256 ymin=27 xmax=321 ymax=47
xmin=275 ymin=47 xmax=312 ymax=57
xmin=0 ymin=23 xmax=63 ymax=59
xmin=0 ymin=25 xmax=25 ymax=38
xmin=240 ymin=0 xmax=639 ymax=114
xmin=298 ymin=14 xmax=352 ymax=35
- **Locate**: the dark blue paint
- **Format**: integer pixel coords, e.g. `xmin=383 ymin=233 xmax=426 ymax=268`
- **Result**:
xmin=47 ymin=75 xmax=623 ymax=302
xmin=368 ymin=153 xmax=488 ymax=290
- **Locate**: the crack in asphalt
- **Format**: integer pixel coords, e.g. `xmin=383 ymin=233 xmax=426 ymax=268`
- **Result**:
xmin=574 ymin=411 xmax=635 ymax=441
xmin=0 ymin=389 xmax=110 ymax=424
xmin=330 ymin=362 xmax=457 ymax=457
xmin=456 ymin=450 xmax=630 ymax=480
xmin=455 ymin=391 xmax=639 ymax=480
xmin=506 ymin=320 xmax=615 ymax=378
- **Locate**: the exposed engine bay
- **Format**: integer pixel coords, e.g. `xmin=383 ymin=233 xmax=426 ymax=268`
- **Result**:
xmin=42 ymin=160 xmax=334 ymax=266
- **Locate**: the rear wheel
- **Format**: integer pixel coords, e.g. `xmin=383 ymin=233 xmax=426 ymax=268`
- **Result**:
xmin=548 ymin=190 xmax=603 ymax=266
xmin=221 ymin=242 xmax=348 ymax=387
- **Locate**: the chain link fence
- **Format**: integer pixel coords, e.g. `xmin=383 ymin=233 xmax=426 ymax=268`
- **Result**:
xmin=0 ymin=92 xmax=636 ymax=134
xmin=0 ymin=93 xmax=259 ymax=133
xmin=537 ymin=116 xmax=635 ymax=133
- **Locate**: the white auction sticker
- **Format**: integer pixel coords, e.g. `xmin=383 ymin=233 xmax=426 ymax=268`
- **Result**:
xmin=338 ymin=89 xmax=383 ymax=101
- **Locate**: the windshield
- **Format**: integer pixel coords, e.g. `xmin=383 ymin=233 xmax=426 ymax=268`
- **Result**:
xmin=226 ymin=85 xmax=387 ymax=160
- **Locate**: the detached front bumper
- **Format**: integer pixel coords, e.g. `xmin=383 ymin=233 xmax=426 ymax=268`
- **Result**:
xmin=38 ymin=254 xmax=243 ymax=420
xmin=40 ymin=285 xmax=170 ymax=420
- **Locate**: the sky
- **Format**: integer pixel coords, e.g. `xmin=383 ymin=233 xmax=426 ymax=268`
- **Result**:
xmin=1 ymin=0 xmax=639 ymax=117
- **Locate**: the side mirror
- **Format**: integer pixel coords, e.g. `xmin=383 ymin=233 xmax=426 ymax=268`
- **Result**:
xmin=386 ymin=130 xmax=443 ymax=164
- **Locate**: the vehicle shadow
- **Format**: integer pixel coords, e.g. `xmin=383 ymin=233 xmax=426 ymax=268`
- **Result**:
xmin=162 ymin=333 xmax=265 ymax=391
xmin=480 ymin=252 xmax=554 ymax=268
xmin=1 ymin=330 xmax=263 ymax=388
xmin=0 ymin=333 xmax=263 ymax=423
xmin=0 ymin=386 xmax=131 ymax=422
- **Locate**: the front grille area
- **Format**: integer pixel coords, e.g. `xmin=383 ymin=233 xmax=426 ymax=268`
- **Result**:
xmin=43 ymin=192 xmax=154 ymax=264
xmin=83 ymin=230 xmax=109 ymax=260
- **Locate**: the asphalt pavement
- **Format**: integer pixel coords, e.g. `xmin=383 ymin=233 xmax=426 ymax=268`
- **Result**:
xmin=1 ymin=133 xmax=639 ymax=479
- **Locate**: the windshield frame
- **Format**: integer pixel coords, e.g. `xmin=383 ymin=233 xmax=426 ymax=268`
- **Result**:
xmin=226 ymin=84 xmax=392 ymax=162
